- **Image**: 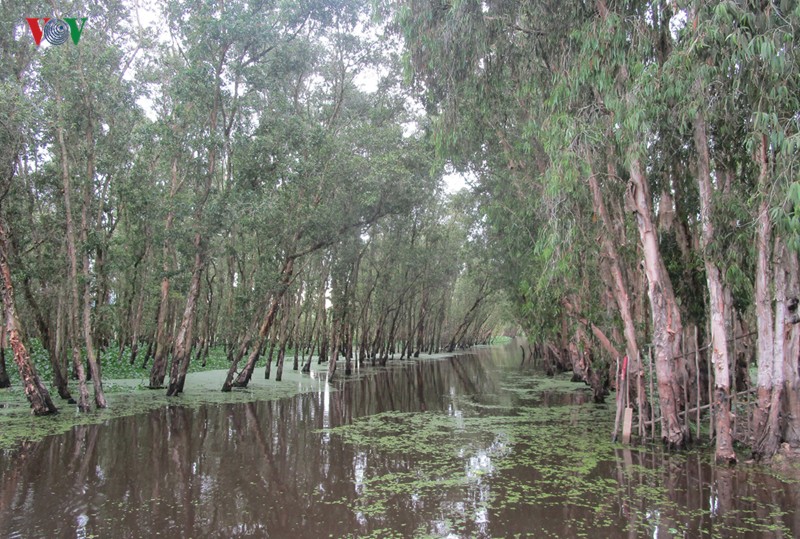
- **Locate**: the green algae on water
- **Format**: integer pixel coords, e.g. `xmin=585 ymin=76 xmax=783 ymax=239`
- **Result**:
xmin=0 ymin=366 xmax=329 ymax=451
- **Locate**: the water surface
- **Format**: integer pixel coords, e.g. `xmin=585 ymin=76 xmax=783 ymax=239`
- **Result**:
xmin=1 ymin=344 xmax=798 ymax=538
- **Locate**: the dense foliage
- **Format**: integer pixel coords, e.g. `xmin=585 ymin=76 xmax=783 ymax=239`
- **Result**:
xmin=0 ymin=0 xmax=504 ymax=413
xmin=394 ymin=0 xmax=800 ymax=460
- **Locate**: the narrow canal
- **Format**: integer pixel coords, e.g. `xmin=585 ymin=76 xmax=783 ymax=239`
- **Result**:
xmin=1 ymin=343 xmax=798 ymax=537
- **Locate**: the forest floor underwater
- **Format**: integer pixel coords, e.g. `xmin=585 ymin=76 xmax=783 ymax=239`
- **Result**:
xmin=0 ymin=349 xmax=464 ymax=451
xmin=2 ymin=342 xmax=800 ymax=537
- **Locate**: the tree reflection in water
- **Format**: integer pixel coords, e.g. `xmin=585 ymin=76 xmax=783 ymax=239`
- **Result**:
xmin=1 ymin=345 xmax=798 ymax=538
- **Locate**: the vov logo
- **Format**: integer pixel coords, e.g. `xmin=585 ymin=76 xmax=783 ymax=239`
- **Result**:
xmin=26 ymin=17 xmax=88 ymax=46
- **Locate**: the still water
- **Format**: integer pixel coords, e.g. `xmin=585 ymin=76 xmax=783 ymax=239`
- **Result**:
xmin=1 ymin=343 xmax=798 ymax=538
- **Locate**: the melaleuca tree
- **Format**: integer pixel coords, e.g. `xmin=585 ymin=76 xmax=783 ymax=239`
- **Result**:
xmin=692 ymin=1 xmax=800 ymax=459
xmin=25 ymin=0 xmax=145 ymax=411
xmin=0 ymin=0 xmax=59 ymax=413
xmin=393 ymin=0 xmax=800 ymax=458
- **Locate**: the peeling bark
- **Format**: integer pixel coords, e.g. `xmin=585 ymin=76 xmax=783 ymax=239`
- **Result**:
xmin=752 ymin=136 xmax=780 ymax=460
xmin=589 ymin=169 xmax=647 ymax=427
xmin=782 ymin=249 xmax=800 ymax=446
xmin=628 ymin=157 xmax=687 ymax=448
xmin=694 ymin=109 xmax=735 ymax=463
xmin=0 ymin=219 xmax=57 ymax=415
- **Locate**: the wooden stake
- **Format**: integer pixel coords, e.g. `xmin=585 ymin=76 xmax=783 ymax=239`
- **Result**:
xmin=645 ymin=388 xmax=754 ymax=427
xmin=638 ymin=350 xmax=644 ymax=438
xmin=682 ymin=329 xmax=690 ymax=436
xmin=612 ymin=356 xmax=622 ymax=442
xmin=622 ymin=406 xmax=633 ymax=444
xmin=731 ymin=310 xmax=738 ymax=441
xmin=695 ymin=326 xmax=701 ymax=441
xmin=707 ymin=325 xmax=714 ymax=440
xmin=649 ymin=346 xmax=658 ymax=439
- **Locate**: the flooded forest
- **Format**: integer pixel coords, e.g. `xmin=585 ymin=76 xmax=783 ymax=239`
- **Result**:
xmin=2 ymin=0 xmax=800 ymax=537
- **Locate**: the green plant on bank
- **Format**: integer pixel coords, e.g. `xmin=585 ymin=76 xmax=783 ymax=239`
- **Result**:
xmin=0 ymin=339 xmax=241 ymax=386
xmin=0 ymin=338 xmax=323 ymax=450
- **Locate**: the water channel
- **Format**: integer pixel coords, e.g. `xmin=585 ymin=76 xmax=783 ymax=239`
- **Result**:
xmin=1 ymin=343 xmax=798 ymax=537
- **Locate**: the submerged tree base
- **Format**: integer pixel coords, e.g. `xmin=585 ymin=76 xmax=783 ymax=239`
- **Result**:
xmin=0 ymin=351 xmax=461 ymax=450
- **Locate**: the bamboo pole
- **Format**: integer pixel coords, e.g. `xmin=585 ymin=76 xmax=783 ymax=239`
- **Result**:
xmin=649 ymin=346 xmax=657 ymax=439
xmin=731 ymin=310 xmax=738 ymax=441
xmin=682 ymin=329 xmax=690 ymax=436
xmin=645 ymin=388 xmax=755 ymax=427
xmin=667 ymin=330 xmax=756 ymax=362
xmin=638 ymin=350 xmax=644 ymax=438
xmin=707 ymin=323 xmax=714 ymax=440
xmin=694 ymin=326 xmax=701 ymax=441
xmin=612 ymin=355 xmax=622 ymax=442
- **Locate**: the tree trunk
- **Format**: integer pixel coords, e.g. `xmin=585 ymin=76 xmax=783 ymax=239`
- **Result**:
xmin=589 ymin=170 xmax=646 ymax=426
xmin=142 ymin=337 xmax=154 ymax=369
xmin=327 ymin=322 xmax=340 ymax=379
xmin=0 ymin=316 xmax=9 ymax=388
xmin=80 ymin=148 xmax=107 ymax=409
xmin=694 ymin=110 xmax=735 ymax=463
xmin=414 ymin=291 xmax=427 ymax=358
xmin=0 ymin=220 xmax=57 ymax=414
xmin=165 ymin=47 xmax=221 ymax=397
xmin=166 ymin=240 xmax=205 ymax=397
xmin=264 ymin=330 xmax=276 ymax=380
xmin=224 ymin=256 xmax=294 ymax=390
xmin=304 ymin=278 xmax=327 ymax=372
xmin=754 ymin=236 xmax=786 ymax=458
xmin=292 ymin=290 xmax=304 ymax=372
xmin=275 ymin=302 xmax=291 ymax=382
xmin=150 ymin=157 xmax=179 ymax=388
xmin=128 ymin=272 xmax=147 ymax=366
xmin=20 ymin=276 xmax=71 ymax=399
xmin=56 ymin=100 xmax=91 ymax=412
xmin=627 ymin=157 xmax=687 ymax=448
xmin=0 ymin=340 xmax=9 ymax=388
xmin=54 ymin=289 xmax=71 ymax=387
xmin=782 ymin=248 xmax=800 ymax=447
xmin=752 ymin=136 xmax=781 ymax=460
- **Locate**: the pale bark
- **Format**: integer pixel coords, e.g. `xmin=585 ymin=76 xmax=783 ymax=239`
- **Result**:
xmin=752 ymin=135 xmax=778 ymax=459
xmin=275 ymin=297 xmax=292 ymax=382
xmin=327 ymin=320 xmax=340 ymax=379
xmin=783 ymin=248 xmax=800 ymax=446
xmin=694 ymin=110 xmax=735 ymax=463
xmin=627 ymin=157 xmax=687 ymax=448
xmin=589 ymin=170 xmax=647 ymax=428
xmin=754 ymin=237 xmax=786 ymax=457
